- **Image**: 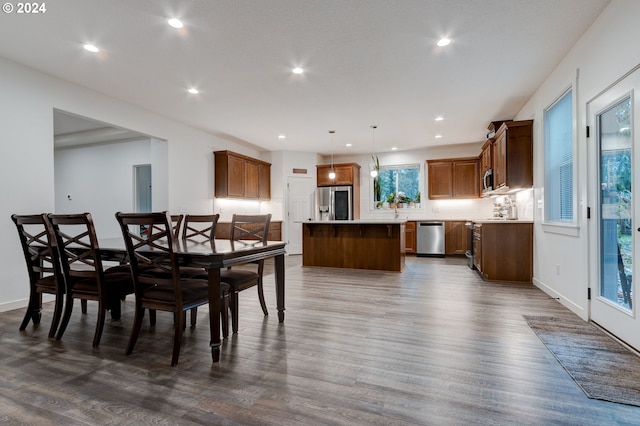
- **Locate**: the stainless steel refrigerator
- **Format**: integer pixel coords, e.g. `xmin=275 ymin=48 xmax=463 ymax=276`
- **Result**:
xmin=314 ymin=186 xmax=354 ymax=221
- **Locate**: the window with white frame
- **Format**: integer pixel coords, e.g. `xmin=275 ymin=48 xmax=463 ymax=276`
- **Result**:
xmin=372 ymin=163 xmax=421 ymax=208
xmin=544 ymin=89 xmax=574 ymax=223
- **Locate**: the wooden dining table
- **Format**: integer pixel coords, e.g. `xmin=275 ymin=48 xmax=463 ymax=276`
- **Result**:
xmin=96 ymin=237 xmax=287 ymax=362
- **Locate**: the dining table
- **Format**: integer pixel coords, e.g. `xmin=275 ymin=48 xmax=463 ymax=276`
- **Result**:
xmin=96 ymin=237 xmax=287 ymax=362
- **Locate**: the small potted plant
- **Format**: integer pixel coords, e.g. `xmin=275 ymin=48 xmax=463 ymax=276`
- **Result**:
xmin=396 ymin=191 xmax=408 ymax=208
xmin=414 ymin=192 xmax=421 ymax=208
xmin=387 ymin=192 xmax=396 ymax=209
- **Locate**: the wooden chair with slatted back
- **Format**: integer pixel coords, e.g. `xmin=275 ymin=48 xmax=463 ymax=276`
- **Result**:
xmin=222 ymin=213 xmax=271 ymax=333
xmin=180 ymin=214 xmax=221 ymax=325
xmin=48 ymin=213 xmax=135 ymax=347
xmin=182 ymin=214 xmax=220 ymax=242
xmin=115 ymin=211 xmax=229 ymax=366
xmin=11 ymin=213 xmax=65 ymax=338
xmin=149 ymin=214 xmax=183 ymax=239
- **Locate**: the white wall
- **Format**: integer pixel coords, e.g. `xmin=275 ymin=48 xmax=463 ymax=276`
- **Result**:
xmin=515 ymin=0 xmax=640 ymax=318
xmin=54 ymin=138 xmax=159 ymax=238
xmin=0 ymin=56 xmax=262 ymax=311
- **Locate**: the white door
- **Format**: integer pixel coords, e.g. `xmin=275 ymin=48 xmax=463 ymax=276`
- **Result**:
xmin=588 ymin=67 xmax=640 ymax=350
xmin=286 ymin=176 xmax=314 ymax=255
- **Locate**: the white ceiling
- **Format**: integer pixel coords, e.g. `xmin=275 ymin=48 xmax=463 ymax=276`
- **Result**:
xmin=0 ymin=0 xmax=610 ymax=155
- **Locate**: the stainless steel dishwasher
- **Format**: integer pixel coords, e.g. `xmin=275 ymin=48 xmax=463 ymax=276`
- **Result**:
xmin=416 ymin=221 xmax=445 ymax=257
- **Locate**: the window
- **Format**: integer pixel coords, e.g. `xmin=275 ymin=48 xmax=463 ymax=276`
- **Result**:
xmin=373 ymin=164 xmax=420 ymax=207
xmin=544 ymin=89 xmax=574 ymax=223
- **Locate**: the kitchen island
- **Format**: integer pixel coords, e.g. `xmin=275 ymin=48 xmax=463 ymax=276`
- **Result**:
xmin=302 ymin=220 xmax=406 ymax=271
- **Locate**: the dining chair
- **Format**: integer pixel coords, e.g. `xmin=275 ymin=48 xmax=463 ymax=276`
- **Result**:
xmin=48 ymin=213 xmax=134 ymax=347
xmin=182 ymin=214 xmax=220 ymax=242
xmin=222 ymin=213 xmax=271 ymax=333
xmin=181 ymin=214 xmax=221 ymax=326
xmin=115 ymin=211 xmax=229 ymax=366
xmin=150 ymin=214 xmax=183 ymax=239
xmin=11 ymin=213 xmax=65 ymax=338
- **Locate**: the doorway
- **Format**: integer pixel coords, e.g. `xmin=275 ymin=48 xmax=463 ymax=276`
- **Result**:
xmin=134 ymin=164 xmax=152 ymax=213
xmin=588 ymin=66 xmax=640 ymax=350
xmin=286 ymin=176 xmax=314 ymax=255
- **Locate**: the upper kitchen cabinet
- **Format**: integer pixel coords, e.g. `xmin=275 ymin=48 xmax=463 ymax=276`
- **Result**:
xmin=492 ymin=120 xmax=533 ymax=192
xmin=427 ymin=157 xmax=479 ymax=199
xmin=317 ymin=163 xmax=361 ymax=187
xmin=480 ymin=139 xmax=493 ymax=176
xmin=214 ymin=150 xmax=271 ymax=200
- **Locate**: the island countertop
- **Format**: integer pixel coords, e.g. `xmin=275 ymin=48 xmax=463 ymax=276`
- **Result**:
xmin=301 ymin=221 xmax=405 ymax=271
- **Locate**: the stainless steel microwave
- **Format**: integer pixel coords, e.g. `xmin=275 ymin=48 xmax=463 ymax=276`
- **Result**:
xmin=482 ymin=169 xmax=493 ymax=193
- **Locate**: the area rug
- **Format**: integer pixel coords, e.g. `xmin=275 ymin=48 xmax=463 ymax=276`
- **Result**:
xmin=524 ymin=315 xmax=640 ymax=407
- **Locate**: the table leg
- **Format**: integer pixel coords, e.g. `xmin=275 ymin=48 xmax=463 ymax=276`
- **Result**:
xmin=275 ymin=253 xmax=285 ymax=322
xmin=208 ymin=267 xmax=221 ymax=362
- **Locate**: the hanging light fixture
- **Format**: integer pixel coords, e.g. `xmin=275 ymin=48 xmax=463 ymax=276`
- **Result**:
xmin=370 ymin=125 xmax=378 ymax=178
xmin=328 ymin=130 xmax=336 ymax=179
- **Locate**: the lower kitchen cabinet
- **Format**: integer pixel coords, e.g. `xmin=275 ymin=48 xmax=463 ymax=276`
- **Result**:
xmin=405 ymin=221 xmax=416 ymax=254
xmin=474 ymin=222 xmax=533 ymax=283
xmin=445 ymin=221 xmax=467 ymax=255
xmin=215 ymin=221 xmax=282 ymax=241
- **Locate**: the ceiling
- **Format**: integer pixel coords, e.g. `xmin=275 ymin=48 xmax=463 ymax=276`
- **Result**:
xmin=0 ymin=0 xmax=610 ymax=155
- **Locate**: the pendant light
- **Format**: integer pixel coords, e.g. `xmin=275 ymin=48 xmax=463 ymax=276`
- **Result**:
xmin=370 ymin=125 xmax=378 ymax=178
xmin=328 ymin=130 xmax=336 ymax=179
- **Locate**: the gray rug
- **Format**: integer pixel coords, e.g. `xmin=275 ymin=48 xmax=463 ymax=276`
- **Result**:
xmin=524 ymin=315 xmax=640 ymax=407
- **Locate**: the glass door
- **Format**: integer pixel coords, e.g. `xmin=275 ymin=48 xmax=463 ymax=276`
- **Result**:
xmin=588 ymin=68 xmax=640 ymax=350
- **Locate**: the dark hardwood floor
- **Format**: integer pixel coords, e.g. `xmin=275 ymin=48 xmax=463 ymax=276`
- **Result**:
xmin=1 ymin=256 xmax=639 ymax=425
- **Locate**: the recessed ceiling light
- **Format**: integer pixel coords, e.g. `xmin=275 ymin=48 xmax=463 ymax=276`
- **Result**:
xmin=391 ymin=147 xmax=398 ymax=151
xmin=83 ymin=44 xmax=99 ymax=53
xmin=345 ymin=143 xmax=352 ymax=147
xmin=168 ymin=18 xmax=184 ymax=29
xmin=292 ymin=67 xmax=304 ymax=74
xmin=435 ymin=116 xmax=444 ymax=121
xmin=435 ymin=134 xmax=443 ymax=139
xmin=278 ymin=134 xmax=286 ymax=139
xmin=436 ymin=38 xmax=451 ymax=47
xmin=187 ymin=88 xmax=199 ymax=94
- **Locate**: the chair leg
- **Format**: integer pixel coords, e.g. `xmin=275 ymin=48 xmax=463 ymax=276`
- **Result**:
xmin=93 ymin=302 xmax=106 ymax=348
xmin=20 ymin=290 xmax=41 ymax=331
xmin=231 ymin=292 xmax=239 ymax=334
xmin=221 ymin=294 xmax=229 ymax=339
xmin=149 ymin=309 xmax=156 ymax=326
xmin=55 ymin=294 xmax=75 ymax=341
xmin=171 ymin=310 xmax=184 ymax=366
xmin=49 ymin=295 xmax=64 ymax=338
xmin=126 ymin=304 xmax=145 ymax=356
xmin=257 ymin=280 xmax=269 ymax=316
xmin=81 ymin=299 xmax=88 ymax=314
xmin=190 ymin=308 xmax=197 ymax=327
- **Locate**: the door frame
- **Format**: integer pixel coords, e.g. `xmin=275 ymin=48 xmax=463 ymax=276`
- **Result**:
xmin=587 ymin=65 xmax=640 ymax=350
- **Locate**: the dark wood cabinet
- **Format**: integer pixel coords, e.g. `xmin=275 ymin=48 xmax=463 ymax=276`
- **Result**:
xmin=492 ymin=120 xmax=533 ymax=191
xmin=258 ymin=163 xmax=271 ymax=200
xmin=214 ymin=151 xmax=271 ymax=200
xmin=405 ymin=221 xmax=416 ymax=254
xmin=480 ymin=139 xmax=492 ymax=175
xmin=317 ymin=163 xmax=360 ymax=187
xmin=445 ymin=221 xmax=467 ymax=255
xmin=474 ymin=222 xmax=533 ymax=283
xmin=427 ymin=157 xmax=479 ymax=199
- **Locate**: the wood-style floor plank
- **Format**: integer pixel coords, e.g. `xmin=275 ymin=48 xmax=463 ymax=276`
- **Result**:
xmin=1 ymin=256 xmax=639 ymax=425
